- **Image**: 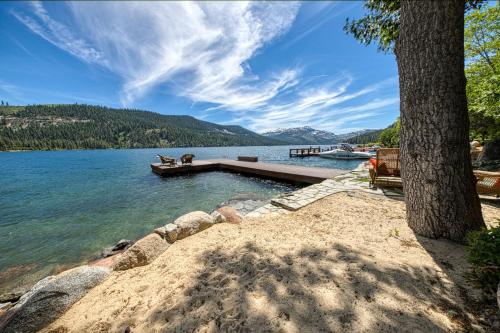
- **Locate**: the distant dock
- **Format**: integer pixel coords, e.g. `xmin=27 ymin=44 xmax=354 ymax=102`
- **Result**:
xmin=289 ymin=146 xmax=321 ymax=157
xmin=151 ymin=158 xmax=346 ymax=184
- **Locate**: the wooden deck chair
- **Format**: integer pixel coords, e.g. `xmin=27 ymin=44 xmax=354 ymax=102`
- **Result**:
xmin=180 ymin=154 xmax=195 ymax=165
xmin=369 ymin=148 xmax=403 ymax=188
xmin=474 ymin=170 xmax=500 ymax=198
xmin=157 ymin=154 xmax=176 ymax=167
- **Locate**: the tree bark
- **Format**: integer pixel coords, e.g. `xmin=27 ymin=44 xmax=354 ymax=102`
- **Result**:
xmin=395 ymin=0 xmax=485 ymax=242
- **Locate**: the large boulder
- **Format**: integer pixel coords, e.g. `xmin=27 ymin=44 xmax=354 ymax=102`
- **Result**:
xmin=217 ymin=206 xmax=243 ymax=224
xmin=0 ymin=265 xmax=110 ymax=333
xmin=112 ymin=233 xmax=169 ymax=271
xmin=174 ymin=211 xmax=215 ymax=240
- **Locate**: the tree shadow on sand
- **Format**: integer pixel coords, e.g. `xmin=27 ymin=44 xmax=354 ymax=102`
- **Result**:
xmin=140 ymin=241 xmax=484 ymax=333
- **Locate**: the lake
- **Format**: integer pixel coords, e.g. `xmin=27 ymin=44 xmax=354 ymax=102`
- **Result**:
xmin=0 ymin=146 xmax=361 ymax=294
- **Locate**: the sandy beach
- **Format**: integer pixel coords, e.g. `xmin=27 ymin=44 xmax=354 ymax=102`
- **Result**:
xmin=42 ymin=191 xmax=500 ymax=333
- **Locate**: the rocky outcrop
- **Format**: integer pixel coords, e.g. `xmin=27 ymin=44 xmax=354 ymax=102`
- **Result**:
xmin=0 ymin=265 xmax=110 ymax=333
xmin=217 ymin=206 xmax=243 ymax=224
xmin=174 ymin=211 xmax=215 ymax=240
xmin=113 ymin=234 xmax=169 ymax=271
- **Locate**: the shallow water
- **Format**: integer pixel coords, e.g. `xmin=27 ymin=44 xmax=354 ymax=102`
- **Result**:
xmin=0 ymin=146 xmax=361 ymax=293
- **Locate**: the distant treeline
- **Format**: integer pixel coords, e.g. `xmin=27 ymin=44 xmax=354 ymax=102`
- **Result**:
xmin=0 ymin=104 xmax=284 ymax=151
xmin=345 ymin=130 xmax=383 ymax=145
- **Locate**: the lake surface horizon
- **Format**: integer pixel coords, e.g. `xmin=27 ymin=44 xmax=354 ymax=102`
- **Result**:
xmin=0 ymin=145 xmax=361 ymax=294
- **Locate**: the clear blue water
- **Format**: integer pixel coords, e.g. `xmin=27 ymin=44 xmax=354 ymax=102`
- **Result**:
xmin=0 ymin=146 xmax=360 ymax=293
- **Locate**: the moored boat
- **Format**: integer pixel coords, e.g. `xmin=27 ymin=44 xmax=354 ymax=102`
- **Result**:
xmin=319 ymin=148 xmax=372 ymax=159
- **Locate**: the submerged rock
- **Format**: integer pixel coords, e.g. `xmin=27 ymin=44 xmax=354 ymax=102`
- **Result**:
xmin=0 ymin=265 xmax=110 ymax=333
xmin=113 ymin=234 xmax=169 ymax=271
xmin=217 ymin=198 xmax=268 ymax=215
xmin=100 ymin=239 xmax=133 ymax=259
xmin=217 ymin=206 xmax=243 ymax=224
xmin=112 ymin=239 xmax=132 ymax=251
xmin=100 ymin=246 xmax=115 ymax=258
xmin=174 ymin=211 xmax=215 ymax=240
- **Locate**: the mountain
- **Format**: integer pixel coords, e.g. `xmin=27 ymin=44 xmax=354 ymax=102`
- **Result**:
xmin=0 ymin=104 xmax=285 ymax=150
xmin=261 ymin=126 xmax=338 ymax=144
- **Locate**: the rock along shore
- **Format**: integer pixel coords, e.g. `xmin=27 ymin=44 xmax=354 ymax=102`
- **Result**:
xmin=0 ymin=162 xmax=382 ymax=332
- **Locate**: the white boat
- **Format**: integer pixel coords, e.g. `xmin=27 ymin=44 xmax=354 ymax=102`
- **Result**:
xmin=319 ymin=149 xmax=372 ymax=160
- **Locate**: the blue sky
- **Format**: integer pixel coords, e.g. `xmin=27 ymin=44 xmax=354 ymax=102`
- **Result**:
xmin=0 ymin=1 xmax=400 ymax=134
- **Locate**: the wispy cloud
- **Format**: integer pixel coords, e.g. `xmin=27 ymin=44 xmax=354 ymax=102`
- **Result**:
xmin=227 ymin=77 xmax=399 ymax=133
xmin=13 ymin=1 xmax=300 ymax=107
xmin=12 ymin=2 xmax=398 ymax=133
xmin=0 ymin=80 xmax=112 ymax=106
xmin=0 ymin=80 xmax=25 ymax=102
xmin=11 ymin=2 xmax=104 ymax=64
xmin=281 ymin=1 xmax=359 ymax=49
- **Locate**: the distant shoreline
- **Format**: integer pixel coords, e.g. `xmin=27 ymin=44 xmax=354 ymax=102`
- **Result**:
xmin=0 ymin=144 xmax=329 ymax=153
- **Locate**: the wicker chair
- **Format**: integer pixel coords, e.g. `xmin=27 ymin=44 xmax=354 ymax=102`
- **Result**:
xmin=180 ymin=154 xmax=195 ymax=165
xmin=369 ymin=148 xmax=403 ymax=188
xmin=474 ymin=170 xmax=500 ymax=198
xmin=157 ymin=154 xmax=176 ymax=167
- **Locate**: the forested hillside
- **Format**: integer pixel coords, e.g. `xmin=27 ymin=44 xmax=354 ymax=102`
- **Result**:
xmin=0 ymin=104 xmax=285 ymax=150
xmin=345 ymin=129 xmax=383 ymax=144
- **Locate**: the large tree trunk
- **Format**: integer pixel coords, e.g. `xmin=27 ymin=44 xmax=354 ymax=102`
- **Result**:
xmin=395 ymin=0 xmax=485 ymax=242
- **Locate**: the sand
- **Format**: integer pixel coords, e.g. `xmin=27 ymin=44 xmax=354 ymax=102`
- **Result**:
xmin=43 ymin=192 xmax=500 ymax=333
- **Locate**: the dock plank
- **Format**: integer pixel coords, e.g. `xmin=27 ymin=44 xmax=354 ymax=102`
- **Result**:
xmin=151 ymin=159 xmax=347 ymax=184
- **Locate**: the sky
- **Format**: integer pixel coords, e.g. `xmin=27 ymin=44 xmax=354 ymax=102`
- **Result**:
xmin=0 ymin=1 xmax=400 ymax=134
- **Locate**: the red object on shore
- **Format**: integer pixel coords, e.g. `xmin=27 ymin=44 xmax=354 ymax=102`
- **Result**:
xmin=369 ymin=157 xmax=377 ymax=169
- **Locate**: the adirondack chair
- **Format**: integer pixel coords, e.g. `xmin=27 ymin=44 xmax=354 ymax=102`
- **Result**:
xmin=474 ymin=170 xmax=500 ymax=198
xmin=369 ymin=148 xmax=403 ymax=188
xmin=157 ymin=154 xmax=176 ymax=167
xmin=180 ymin=154 xmax=195 ymax=165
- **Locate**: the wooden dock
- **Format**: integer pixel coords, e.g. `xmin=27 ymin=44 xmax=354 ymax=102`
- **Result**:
xmin=289 ymin=146 xmax=321 ymax=157
xmin=151 ymin=158 xmax=346 ymax=184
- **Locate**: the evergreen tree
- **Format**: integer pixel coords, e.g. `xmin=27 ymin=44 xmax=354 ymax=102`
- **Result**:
xmin=345 ymin=0 xmax=486 ymax=242
xmin=0 ymin=104 xmax=284 ymax=151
